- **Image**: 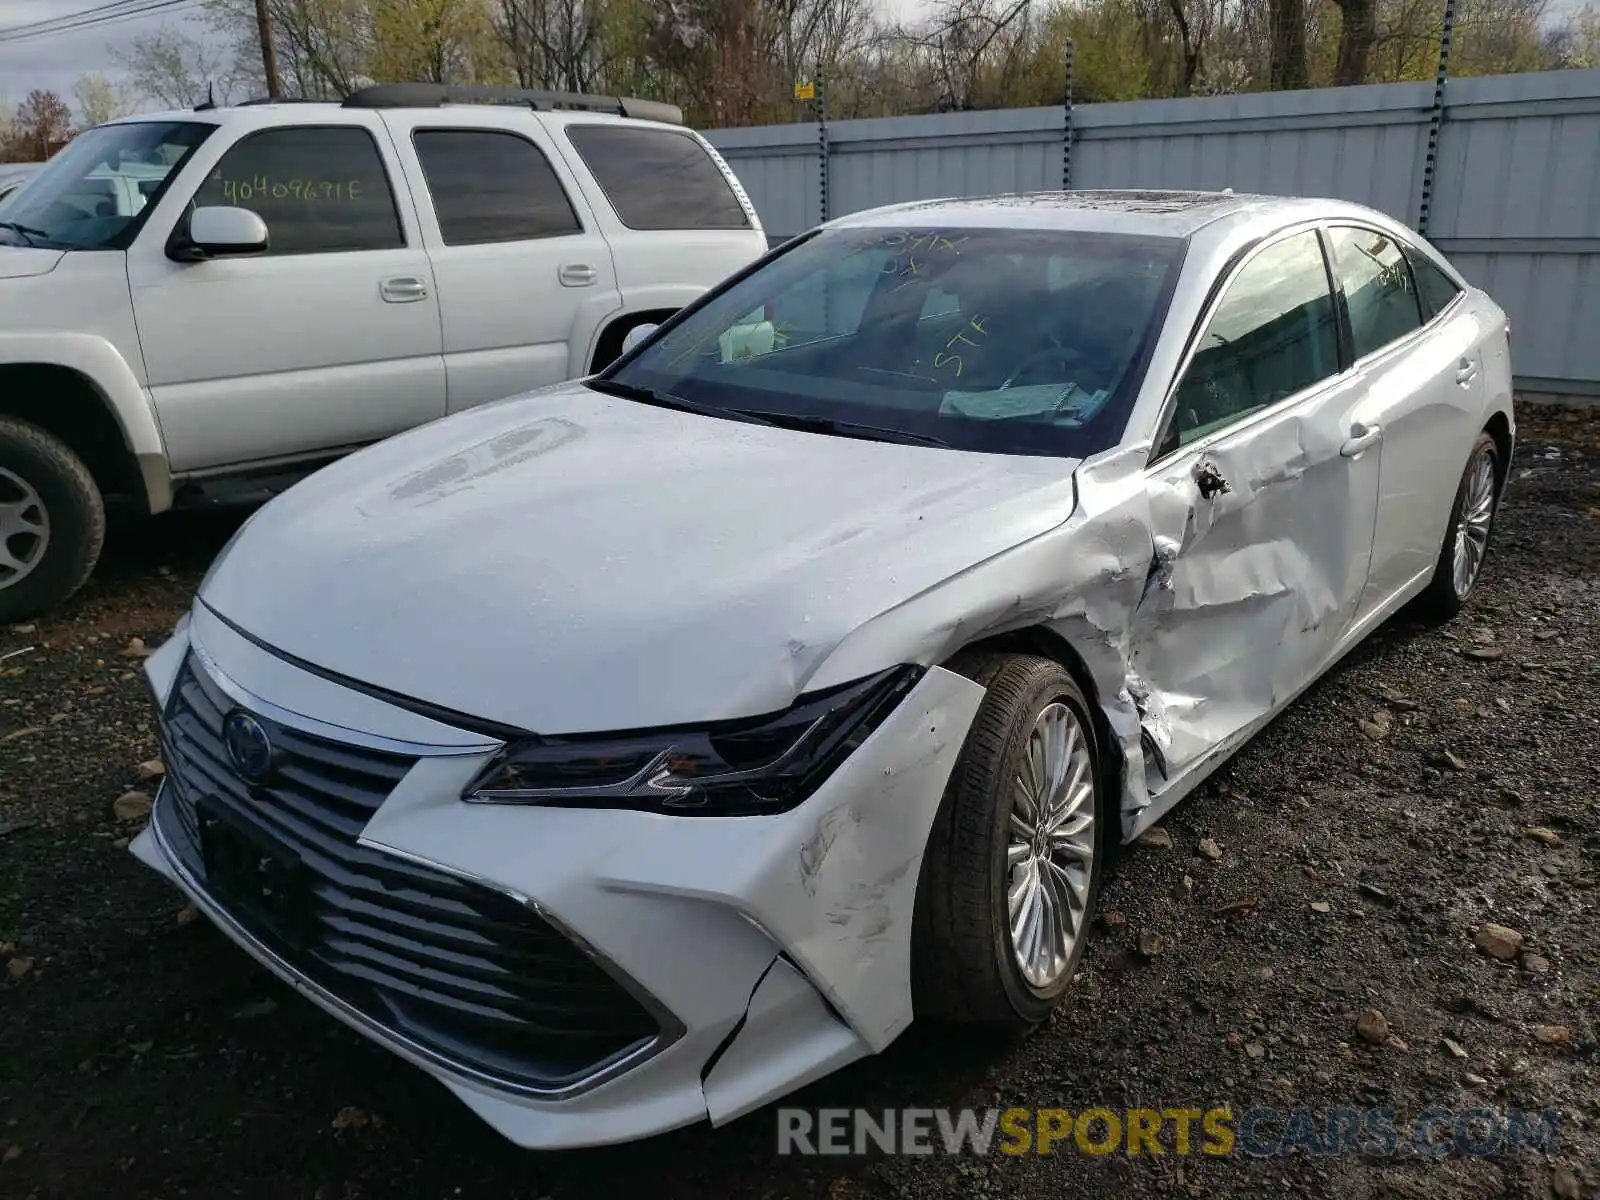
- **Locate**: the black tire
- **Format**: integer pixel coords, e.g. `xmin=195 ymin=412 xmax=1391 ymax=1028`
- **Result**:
xmin=912 ymin=652 xmax=1109 ymax=1029
xmin=0 ymin=417 xmax=105 ymax=624
xmin=1411 ymin=431 xmax=1499 ymax=624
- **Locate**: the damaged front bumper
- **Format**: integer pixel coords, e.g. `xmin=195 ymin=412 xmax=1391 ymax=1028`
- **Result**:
xmin=130 ymin=606 xmax=984 ymax=1148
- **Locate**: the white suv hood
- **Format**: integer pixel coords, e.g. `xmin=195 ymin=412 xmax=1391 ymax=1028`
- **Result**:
xmin=199 ymin=384 xmax=1080 ymax=734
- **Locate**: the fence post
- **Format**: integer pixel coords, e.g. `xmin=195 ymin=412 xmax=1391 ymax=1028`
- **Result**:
xmin=817 ymin=69 xmax=831 ymax=225
xmin=1417 ymin=0 xmax=1456 ymax=235
xmin=1063 ymin=38 xmax=1075 ymax=191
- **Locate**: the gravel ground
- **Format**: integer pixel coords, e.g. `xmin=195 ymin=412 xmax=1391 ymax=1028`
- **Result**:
xmin=1 ymin=405 xmax=1596 ymax=1200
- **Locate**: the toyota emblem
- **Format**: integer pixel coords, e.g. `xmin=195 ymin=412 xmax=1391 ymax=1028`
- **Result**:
xmin=223 ymin=709 xmax=275 ymax=784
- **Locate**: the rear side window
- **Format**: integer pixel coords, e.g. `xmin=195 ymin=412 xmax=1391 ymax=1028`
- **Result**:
xmin=1170 ymin=230 xmax=1340 ymax=446
xmin=1329 ymin=225 xmax=1424 ymax=358
xmin=194 ymin=127 xmax=403 ymax=255
xmin=1404 ymin=244 xmax=1464 ymax=319
xmin=565 ymin=125 xmax=750 ymax=231
xmin=413 ymin=129 xmax=581 ymax=245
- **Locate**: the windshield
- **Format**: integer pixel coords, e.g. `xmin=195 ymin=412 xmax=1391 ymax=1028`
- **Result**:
xmin=605 ymin=224 xmax=1186 ymax=457
xmin=0 ymin=121 xmax=214 ymax=251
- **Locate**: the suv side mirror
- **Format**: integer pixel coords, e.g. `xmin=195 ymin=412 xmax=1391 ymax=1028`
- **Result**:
xmin=173 ymin=206 xmax=269 ymax=261
xmin=621 ymin=323 xmax=659 ymax=355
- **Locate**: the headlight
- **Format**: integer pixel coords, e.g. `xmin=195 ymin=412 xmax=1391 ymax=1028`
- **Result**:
xmin=463 ymin=665 xmax=923 ymax=815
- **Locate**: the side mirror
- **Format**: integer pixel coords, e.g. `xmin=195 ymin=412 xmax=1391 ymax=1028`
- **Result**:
xmin=179 ymin=206 xmax=269 ymax=260
xmin=621 ymin=323 xmax=659 ymax=355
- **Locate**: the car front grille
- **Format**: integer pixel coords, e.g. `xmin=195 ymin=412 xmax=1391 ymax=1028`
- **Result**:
xmin=152 ymin=651 xmax=663 ymax=1092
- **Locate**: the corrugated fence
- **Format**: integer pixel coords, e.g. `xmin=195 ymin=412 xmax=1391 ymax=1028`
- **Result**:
xmin=705 ymin=68 xmax=1600 ymax=397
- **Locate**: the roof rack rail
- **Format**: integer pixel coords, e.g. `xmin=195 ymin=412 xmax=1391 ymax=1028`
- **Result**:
xmin=235 ymin=96 xmax=335 ymax=107
xmin=341 ymin=83 xmax=683 ymax=126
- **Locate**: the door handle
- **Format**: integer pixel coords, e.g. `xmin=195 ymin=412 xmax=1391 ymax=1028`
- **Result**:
xmin=380 ymin=276 xmax=429 ymax=303
xmin=1340 ymin=421 xmax=1382 ymax=458
xmin=1456 ymin=358 xmax=1478 ymax=387
xmin=559 ymin=263 xmax=597 ymax=288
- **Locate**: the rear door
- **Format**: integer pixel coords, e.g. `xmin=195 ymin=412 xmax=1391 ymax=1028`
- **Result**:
xmin=384 ymin=114 xmax=620 ymax=411
xmin=1132 ymin=226 xmax=1381 ymax=789
xmin=128 ymin=119 xmax=447 ymax=473
xmin=555 ymin=122 xmax=767 ymax=313
xmin=1324 ymin=225 xmax=1487 ymax=622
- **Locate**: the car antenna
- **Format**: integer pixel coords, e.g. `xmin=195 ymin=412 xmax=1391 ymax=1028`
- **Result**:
xmin=194 ymin=81 xmax=217 ymax=111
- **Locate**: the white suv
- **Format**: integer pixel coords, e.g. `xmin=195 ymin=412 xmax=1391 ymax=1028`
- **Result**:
xmin=0 ymin=84 xmax=767 ymax=621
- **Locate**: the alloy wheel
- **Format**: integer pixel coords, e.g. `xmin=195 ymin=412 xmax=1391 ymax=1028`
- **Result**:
xmin=1006 ymin=701 xmax=1096 ymax=990
xmin=1451 ymin=448 xmax=1496 ymax=597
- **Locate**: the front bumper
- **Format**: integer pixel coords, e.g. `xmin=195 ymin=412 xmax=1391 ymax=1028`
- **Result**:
xmin=131 ymin=604 xmax=984 ymax=1148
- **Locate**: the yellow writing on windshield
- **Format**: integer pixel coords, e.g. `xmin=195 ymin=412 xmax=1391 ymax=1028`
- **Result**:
xmin=933 ymin=316 xmax=988 ymax=379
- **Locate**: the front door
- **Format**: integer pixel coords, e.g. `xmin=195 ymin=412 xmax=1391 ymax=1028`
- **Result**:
xmin=1131 ymin=227 xmax=1381 ymax=790
xmin=127 ymin=120 xmax=447 ymax=474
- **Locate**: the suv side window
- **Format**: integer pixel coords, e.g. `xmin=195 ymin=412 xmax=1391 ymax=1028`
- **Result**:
xmin=564 ymin=125 xmax=750 ymax=231
xmin=1403 ymin=242 xmax=1464 ymax=319
xmin=1168 ymin=230 xmax=1339 ymax=447
xmin=192 ymin=126 xmax=403 ymax=255
xmin=1328 ymin=225 xmax=1424 ymax=358
xmin=413 ymin=129 xmax=582 ymax=245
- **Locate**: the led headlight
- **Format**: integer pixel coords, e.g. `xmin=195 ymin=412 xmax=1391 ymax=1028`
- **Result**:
xmin=464 ymin=664 xmax=924 ymax=815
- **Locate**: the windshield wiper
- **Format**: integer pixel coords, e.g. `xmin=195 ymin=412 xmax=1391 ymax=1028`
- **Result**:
xmin=0 ymin=220 xmax=49 ymax=247
xmin=743 ymin=411 xmax=954 ymax=449
xmin=586 ymin=378 xmax=778 ymax=427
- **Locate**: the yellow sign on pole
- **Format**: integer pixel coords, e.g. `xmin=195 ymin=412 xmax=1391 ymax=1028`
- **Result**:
xmin=794 ymin=81 xmax=816 ymax=101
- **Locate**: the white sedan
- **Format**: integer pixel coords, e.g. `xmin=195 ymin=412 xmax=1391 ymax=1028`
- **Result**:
xmin=132 ymin=190 xmax=1513 ymax=1148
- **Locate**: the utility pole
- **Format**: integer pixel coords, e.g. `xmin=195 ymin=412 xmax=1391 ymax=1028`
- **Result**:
xmin=254 ymin=0 xmax=283 ymax=99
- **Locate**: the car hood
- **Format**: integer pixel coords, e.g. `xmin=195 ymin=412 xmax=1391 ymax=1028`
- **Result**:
xmin=0 ymin=248 xmax=65 ymax=279
xmin=199 ymin=384 xmax=1081 ymax=734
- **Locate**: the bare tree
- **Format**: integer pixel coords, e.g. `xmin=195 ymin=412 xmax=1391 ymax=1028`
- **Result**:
xmin=1269 ymin=0 xmax=1309 ymax=87
xmin=13 ymin=90 xmax=74 ymax=159
xmin=73 ymin=72 xmax=139 ymax=127
xmin=1333 ymin=0 xmax=1378 ymax=82
xmin=114 ymin=25 xmax=239 ymax=108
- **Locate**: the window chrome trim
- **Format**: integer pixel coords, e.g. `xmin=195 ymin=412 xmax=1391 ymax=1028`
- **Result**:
xmin=1146 ymin=217 xmax=1336 ymax=467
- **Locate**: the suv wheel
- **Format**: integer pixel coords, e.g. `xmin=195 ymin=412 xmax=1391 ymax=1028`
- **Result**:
xmin=0 ymin=417 xmax=105 ymax=623
xmin=913 ymin=652 xmax=1108 ymax=1029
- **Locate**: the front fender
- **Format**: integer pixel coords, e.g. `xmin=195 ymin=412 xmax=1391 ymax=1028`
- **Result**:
xmin=0 ymin=330 xmax=172 ymax=513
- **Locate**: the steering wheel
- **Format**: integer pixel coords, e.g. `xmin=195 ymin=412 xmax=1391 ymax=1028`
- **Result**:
xmin=1000 ymin=331 xmax=1091 ymax=389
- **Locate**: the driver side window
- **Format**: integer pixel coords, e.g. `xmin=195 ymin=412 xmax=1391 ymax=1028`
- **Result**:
xmin=1168 ymin=230 xmax=1340 ymax=448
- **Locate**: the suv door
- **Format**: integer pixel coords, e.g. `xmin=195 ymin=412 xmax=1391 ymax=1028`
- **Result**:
xmin=126 ymin=120 xmax=447 ymax=474
xmin=1324 ymin=225 xmax=1488 ymax=621
xmin=387 ymin=118 xmax=621 ymax=410
xmin=1132 ymin=227 xmax=1381 ymax=790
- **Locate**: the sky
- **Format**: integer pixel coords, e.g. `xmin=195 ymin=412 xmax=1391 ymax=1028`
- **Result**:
xmin=0 ymin=0 xmax=1588 ymax=124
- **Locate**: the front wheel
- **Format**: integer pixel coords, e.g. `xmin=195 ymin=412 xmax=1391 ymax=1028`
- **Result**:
xmin=1413 ymin=430 xmax=1499 ymax=623
xmin=0 ymin=417 xmax=105 ymax=623
xmin=912 ymin=653 xmax=1107 ymax=1029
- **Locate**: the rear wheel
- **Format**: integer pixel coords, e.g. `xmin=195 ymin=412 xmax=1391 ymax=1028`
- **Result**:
xmin=1413 ymin=431 xmax=1499 ymax=622
xmin=913 ymin=653 xmax=1107 ymax=1029
xmin=0 ymin=416 xmax=105 ymax=623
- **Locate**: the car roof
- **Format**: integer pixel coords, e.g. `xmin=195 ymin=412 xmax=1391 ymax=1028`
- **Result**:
xmin=828 ymin=190 xmax=1331 ymax=239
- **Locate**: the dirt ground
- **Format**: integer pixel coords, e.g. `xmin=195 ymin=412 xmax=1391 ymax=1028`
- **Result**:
xmin=1 ymin=406 xmax=1596 ymax=1200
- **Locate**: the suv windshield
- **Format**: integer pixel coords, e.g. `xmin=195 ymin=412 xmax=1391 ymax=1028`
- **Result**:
xmin=0 ymin=121 xmax=214 ymax=251
xmin=604 ymin=224 xmax=1186 ymax=457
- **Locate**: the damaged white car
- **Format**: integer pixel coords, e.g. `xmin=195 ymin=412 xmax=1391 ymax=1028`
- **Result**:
xmin=132 ymin=190 xmax=1514 ymax=1148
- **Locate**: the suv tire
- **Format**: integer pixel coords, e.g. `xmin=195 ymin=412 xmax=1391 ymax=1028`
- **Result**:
xmin=0 ymin=416 xmax=105 ymax=623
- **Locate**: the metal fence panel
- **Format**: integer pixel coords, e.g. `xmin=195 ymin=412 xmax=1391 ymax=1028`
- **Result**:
xmin=706 ymin=67 xmax=1600 ymax=394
